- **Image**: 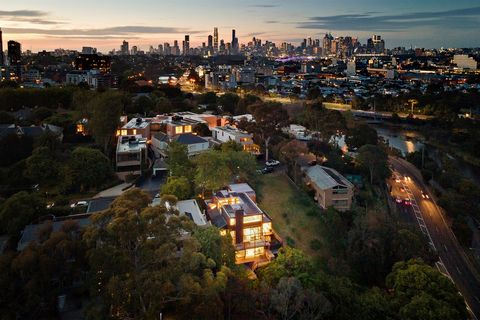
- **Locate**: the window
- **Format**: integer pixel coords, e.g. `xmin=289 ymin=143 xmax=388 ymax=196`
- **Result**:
xmin=333 ymin=187 xmax=348 ymax=195
xmin=262 ymin=222 xmax=272 ymax=234
xmin=333 ymin=200 xmax=348 ymax=207
xmin=184 ymin=125 xmax=192 ymax=133
xmin=243 ymin=215 xmax=262 ymax=224
xmin=244 ymin=227 xmax=262 ymax=242
xmin=175 ymin=126 xmax=183 ymax=134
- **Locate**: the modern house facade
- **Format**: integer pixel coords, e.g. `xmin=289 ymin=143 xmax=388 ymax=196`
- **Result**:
xmin=205 ymin=184 xmax=279 ymax=266
xmin=115 ymin=135 xmax=148 ymax=175
xmin=212 ymin=126 xmax=260 ymax=154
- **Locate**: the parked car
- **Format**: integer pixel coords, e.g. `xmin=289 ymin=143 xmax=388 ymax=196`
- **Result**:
xmin=70 ymin=200 xmax=88 ymax=208
xmin=403 ymin=198 xmax=412 ymax=206
xmin=421 ymin=190 xmax=430 ymax=199
xmin=266 ymin=159 xmax=280 ymax=167
xmin=257 ymin=166 xmax=274 ymax=174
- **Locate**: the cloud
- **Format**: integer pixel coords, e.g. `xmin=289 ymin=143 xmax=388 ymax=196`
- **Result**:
xmin=0 ymin=9 xmax=64 ymax=25
xmin=298 ymin=6 xmax=480 ymax=32
xmin=3 ymin=26 xmax=204 ymax=37
xmin=250 ymin=4 xmax=278 ymax=8
xmin=0 ymin=10 xmax=47 ymax=17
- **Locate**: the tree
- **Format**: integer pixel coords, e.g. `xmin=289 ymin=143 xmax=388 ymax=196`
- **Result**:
xmin=194 ymin=150 xmax=230 ymax=195
xmin=88 ymin=91 xmax=124 ymax=153
xmin=221 ymin=149 xmax=258 ymax=183
xmin=386 ymin=259 xmax=467 ymax=320
xmin=83 ymin=188 xmax=224 ymax=319
xmin=166 ymin=141 xmax=194 ymax=178
xmin=218 ymin=93 xmax=240 ymax=115
xmin=279 ymin=140 xmax=309 ymax=165
xmin=0 ymin=134 xmax=33 ymax=166
xmin=345 ymin=124 xmax=378 ymax=150
xmin=25 ymin=147 xmax=59 ymax=185
xmin=248 ymin=102 xmax=289 ymax=162
xmin=161 ymin=176 xmax=192 ymax=200
xmin=258 ymin=247 xmax=314 ymax=287
xmin=0 ymin=191 xmax=45 ymax=236
xmin=193 ymin=123 xmax=211 ymax=136
xmin=356 ymin=144 xmax=390 ymax=184
xmin=193 ymin=226 xmax=235 ymax=269
xmin=64 ymin=147 xmax=112 ymax=192
xmin=153 ymin=97 xmax=173 ymax=114
xmin=128 ymin=95 xmax=154 ymax=115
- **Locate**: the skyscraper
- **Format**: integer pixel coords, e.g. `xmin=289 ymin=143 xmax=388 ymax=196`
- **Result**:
xmin=213 ymin=27 xmax=219 ymax=53
xmin=7 ymin=40 xmax=21 ymax=80
xmin=208 ymin=35 xmax=213 ymax=49
xmin=231 ymin=29 xmax=238 ymax=54
xmin=8 ymin=40 xmax=21 ymax=65
xmin=0 ymin=28 xmax=4 ymax=66
xmin=121 ymin=40 xmax=129 ymax=55
xmin=183 ymin=35 xmax=190 ymax=55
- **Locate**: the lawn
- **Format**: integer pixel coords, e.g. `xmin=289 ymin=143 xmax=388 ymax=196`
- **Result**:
xmin=256 ymin=171 xmax=327 ymax=258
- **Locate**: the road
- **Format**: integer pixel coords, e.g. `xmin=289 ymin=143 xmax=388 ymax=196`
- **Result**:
xmin=390 ymin=157 xmax=480 ymax=319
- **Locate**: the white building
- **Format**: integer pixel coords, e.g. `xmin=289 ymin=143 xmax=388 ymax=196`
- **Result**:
xmin=116 ymin=135 xmax=148 ymax=175
xmin=212 ymin=126 xmax=259 ymax=154
xmin=453 ymin=55 xmax=478 ymax=70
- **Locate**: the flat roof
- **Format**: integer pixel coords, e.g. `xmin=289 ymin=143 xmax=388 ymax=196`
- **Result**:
xmin=122 ymin=118 xmax=150 ymax=129
xmin=117 ymin=135 xmax=147 ymax=153
xmin=213 ymin=126 xmax=251 ymax=137
xmin=228 ymin=183 xmax=255 ymax=195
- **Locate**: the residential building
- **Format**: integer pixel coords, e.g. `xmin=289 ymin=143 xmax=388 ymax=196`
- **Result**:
xmin=152 ymin=198 xmax=209 ymax=227
xmin=117 ymin=117 xmax=151 ymax=139
xmin=205 ymin=184 xmax=279 ymax=266
xmin=212 ymin=126 xmax=260 ymax=154
xmin=303 ymin=165 xmax=354 ymax=211
xmin=115 ymin=135 xmax=148 ymax=175
xmin=74 ymin=53 xmax=111 ymax=73
xmin=17 ymin=213 xmax=92 ymax=251
xmin=151 ymin=132 xmax=210 ymax=157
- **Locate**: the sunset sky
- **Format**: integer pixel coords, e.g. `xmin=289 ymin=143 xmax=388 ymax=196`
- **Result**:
xmin=1 ymin=0 xmax=479 ymax=52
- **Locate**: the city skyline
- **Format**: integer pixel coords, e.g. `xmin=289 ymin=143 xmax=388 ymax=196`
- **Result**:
xmin=0 ymin=0 xmax=479 ymax=52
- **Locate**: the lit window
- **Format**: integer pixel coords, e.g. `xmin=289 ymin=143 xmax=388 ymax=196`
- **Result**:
xmin=175 ymin=126 xmax=183 ymax=134
xmin=184 ymin=125 xmax=192 ymax=133
xmin=243 ymin=215 xmax=262 ymax=224
xmin=121 ymin=130 xmax=127 ymax=136
xmin=132 ymin=129 xmax=137 ymax=135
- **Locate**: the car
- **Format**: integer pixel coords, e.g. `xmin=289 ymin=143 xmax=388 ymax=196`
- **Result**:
xmin=265 ymin=159 xmax=280 ymax=167
xmin=257 ymin=166 xmax=274 ymax=174
xmin=70 ymin=200 xmax=88 ymax=208
xmin=404 ymin=175 xmax=411 ymax=182
xmin=403 ymin=198 xmax=412 ymax=206
xmin=395 ymin=197 xmax=403 ymax=203
xmin=421 ymin=191 xmax=430 ymax=199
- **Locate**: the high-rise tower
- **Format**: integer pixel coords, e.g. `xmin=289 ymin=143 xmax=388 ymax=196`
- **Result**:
xmin=0 ymin=28 xmax=4 ymax=66
xmin=213 ymin=27 xmax=219 ymax=54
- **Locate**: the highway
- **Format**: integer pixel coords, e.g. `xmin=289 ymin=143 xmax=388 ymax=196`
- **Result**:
xmin=390 ymin=157 xmax=480 ymax=319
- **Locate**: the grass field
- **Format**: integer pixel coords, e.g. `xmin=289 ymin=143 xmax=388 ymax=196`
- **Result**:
xmin=256 ymin=171 xmax=327 ymax=258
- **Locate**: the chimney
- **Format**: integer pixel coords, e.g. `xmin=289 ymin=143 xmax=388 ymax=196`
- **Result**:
xmin=235 ymin=209 xmax=244 ymax=244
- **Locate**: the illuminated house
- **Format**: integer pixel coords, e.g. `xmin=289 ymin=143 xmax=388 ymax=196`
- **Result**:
xmin=205 ymin=183 xmax=280 ymax=266
xmin=116 ymin=117 xmax=151 ymax=139
xmin=212 ymin=126 xmax=260 ymax=154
